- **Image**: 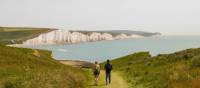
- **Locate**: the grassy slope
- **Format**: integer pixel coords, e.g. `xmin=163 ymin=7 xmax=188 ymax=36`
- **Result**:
xmin=108 ymin=49 xmax=200 ymax=88
xmin=0 ymin=27 xmax=56 ymax=44
xmin=0 ymin=45 xmax=89 ymax=88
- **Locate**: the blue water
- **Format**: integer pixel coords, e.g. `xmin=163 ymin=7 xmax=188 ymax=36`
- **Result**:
xmin=22 ymin=36 xmax=200 ymax=62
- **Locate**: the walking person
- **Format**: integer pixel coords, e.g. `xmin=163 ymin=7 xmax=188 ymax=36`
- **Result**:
xmin=104 ymin=59 xmax=113 ymax=85
xmin=93 ymin=61 xmax=100 ymax=86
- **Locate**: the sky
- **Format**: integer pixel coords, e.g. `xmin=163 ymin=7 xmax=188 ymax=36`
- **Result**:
xmin=0 ymin=0 xmax=200 ymax=35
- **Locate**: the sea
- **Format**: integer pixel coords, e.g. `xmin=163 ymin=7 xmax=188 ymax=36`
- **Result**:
xmin=21 ymin=36 xmax=200 ymax=62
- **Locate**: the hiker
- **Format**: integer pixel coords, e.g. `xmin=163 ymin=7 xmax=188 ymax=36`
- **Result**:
xmin=93 ymin=61 xmax=100 ymax=86
xmin=104 ymin=59 xmax=113 ymax=85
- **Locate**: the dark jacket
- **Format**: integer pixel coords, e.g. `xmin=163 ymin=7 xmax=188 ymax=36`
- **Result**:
xmin=104 ymin=63 xmax=113 ymax=73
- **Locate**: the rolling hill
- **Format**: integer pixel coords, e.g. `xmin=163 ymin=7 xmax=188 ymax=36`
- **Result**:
xmin=0 ymin=27 xmax=56 ymax=44
xmin=0 ymin=45 xmax=89 ymax=88
xmin=106 ymin=49 xmax=200 ymax=88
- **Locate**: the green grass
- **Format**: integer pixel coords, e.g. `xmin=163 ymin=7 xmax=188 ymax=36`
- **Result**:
xmin=0 ymin=45 xmax=88 ymax=88
xmin=106 ymin=49 xmax=200 ymax=88
xmin=0 ymin=27 xmax=56 ymax=44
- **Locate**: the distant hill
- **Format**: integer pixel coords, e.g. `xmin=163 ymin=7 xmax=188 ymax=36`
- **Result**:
xmin=103 ymin=48 xmax=200 ymax=88
xmin=0 ymin=27 xmax=56 ymax=44
xmin=0 ymin=27 xmax=4 ymax=32
xmin=0 ymin=27 xmax=56 ymax=31
xmin=70 ymin=30 xmax=161 ymax=37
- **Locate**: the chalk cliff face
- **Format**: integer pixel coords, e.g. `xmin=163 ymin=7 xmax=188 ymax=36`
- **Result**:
xmin=22 ymin=30 xmax=144 ymax=45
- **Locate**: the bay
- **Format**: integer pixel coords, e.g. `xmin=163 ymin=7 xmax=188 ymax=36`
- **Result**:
xmin=22 ymin=36 xmax=200 ymax=62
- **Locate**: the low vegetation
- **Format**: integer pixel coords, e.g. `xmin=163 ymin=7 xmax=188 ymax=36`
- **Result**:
xmin=0 ymin=45 xmax=88 ymax=88
xmin=0 ymin=27 xmax=55 ymax=44
xmin=108 ymin=48 xmax=200 ymax=88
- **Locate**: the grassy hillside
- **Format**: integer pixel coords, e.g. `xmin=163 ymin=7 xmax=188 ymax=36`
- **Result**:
xmin=107 ymin=49 xmax=200 ymax=88
xmin=0 ymin=27 xmax=56 ymax=44
xmin=0 ymin=45 xmax=88 ymax=88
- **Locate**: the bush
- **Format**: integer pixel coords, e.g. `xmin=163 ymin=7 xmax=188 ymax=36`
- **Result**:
xmin=191 ymin=55 xmax=200 ymax=67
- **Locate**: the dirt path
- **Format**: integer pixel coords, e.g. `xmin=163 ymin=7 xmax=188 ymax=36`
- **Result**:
xmin=87 ymin=70 xmax=129 ymax=88
xmin=58 ymin=61 xmax=129 ymax=88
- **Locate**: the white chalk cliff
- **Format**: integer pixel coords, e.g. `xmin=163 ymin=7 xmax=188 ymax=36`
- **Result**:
xmin=22 ymin=30 xmax=143 ymax=45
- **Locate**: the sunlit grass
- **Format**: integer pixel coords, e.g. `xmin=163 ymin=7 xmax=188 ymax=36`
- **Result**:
xmin=108 ymin=49 xmax=200 ymax=88
xmin=0 ymin=45 xmax=88 ymax=88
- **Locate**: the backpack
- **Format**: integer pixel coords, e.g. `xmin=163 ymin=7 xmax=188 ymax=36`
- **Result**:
xmin=106 ymin=64 xmax=112 ymax=71
xmin=94 ymin=64 xmax=100 ymax=75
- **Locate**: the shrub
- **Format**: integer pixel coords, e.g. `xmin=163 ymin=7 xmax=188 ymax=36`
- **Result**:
xmin=191 ymin=55 xmax=200 ymax=67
